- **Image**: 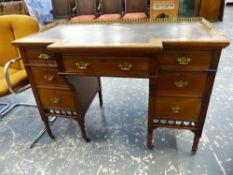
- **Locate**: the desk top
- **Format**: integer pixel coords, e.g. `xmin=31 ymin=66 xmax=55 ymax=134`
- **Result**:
xmin=13 ymin=18 xmax=229 ymax=50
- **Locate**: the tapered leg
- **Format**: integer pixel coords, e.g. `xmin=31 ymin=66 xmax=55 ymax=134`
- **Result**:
xmin=43 ymin=117 xmax=55 ymax=139
xmin=147 ymin=126 xmax=154 ymax=149
xmin=192 ymin=133 xmax=200 ymax=154
xmin=76 ymin=118 xmax=90 ymax=142
xmin=98 ymin=88 xmax=103 ymax=106
xmin=98 ymin=77 xmax=103 ymax=106
xmin=147 ymin=78 xmax=156 ymax=149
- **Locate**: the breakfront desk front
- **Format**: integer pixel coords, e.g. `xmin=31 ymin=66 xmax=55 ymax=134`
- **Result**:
xmin=13 ymin=18 xmax=229 ymax=153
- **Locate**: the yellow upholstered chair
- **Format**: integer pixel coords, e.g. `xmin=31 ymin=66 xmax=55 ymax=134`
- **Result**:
xmin=0 ymin=15 xmax=57 ymax=148
xmin=0 ymin=15 xmax=39 ymax=115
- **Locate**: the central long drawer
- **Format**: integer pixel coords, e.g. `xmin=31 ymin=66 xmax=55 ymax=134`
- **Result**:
xmin=62 ymin=55 xmax=151 ymax=77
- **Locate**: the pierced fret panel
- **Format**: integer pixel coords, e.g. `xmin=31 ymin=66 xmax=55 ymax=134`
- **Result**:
xmin=153 ymin=119 xmax=197 ymax=128
xmin=44 ymin=108 xmax=79 ymax=116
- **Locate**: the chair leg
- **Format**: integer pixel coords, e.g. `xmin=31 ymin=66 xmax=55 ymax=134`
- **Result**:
xmin=0 ymin=102 xmax=10 ymax=116
xmin=28 ymin=117 xmax=57 ymax=148
xmin=0 ymin=103 xmax=37 ymax=118
xmin=0 ymin=103 xmax=57 ymax=148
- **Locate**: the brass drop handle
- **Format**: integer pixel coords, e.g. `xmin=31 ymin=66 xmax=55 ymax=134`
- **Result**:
xmin=119 ymin=63 xmax=132 ymax=71
xmin=177 ymin=56 xmax=192 ymax=65
xmin=171 ymin=106 xmax=183 ymax=113
xmin=174 ymin=80 xmax=188 ymax=88
xmin=44 ymin=74 xmax=54 ymax=81
xmin=75 ymin=61 xmax=89 ymax=70
xmin=38 ymin=53 xmax=51 ymax=60
xmin=50 ymin=96 xmax=61 ymax=104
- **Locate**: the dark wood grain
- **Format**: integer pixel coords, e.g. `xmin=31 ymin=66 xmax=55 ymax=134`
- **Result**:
xmin=153 ymin=97 xmax=202 ymax=121
xmin=17 ymin=44 xmax=102 ymax=141
xmin=155 ymin=71 xmax=208 ymax=97
xmin=30 ymin=66 xmax=69 ymax=88
xmin=37 ymin=88 xmax=76 ymax=110
xmin=13 ymin=20 xmax=230 ymax=152
xmin=62 ymin=55 xmax=150 ymax=77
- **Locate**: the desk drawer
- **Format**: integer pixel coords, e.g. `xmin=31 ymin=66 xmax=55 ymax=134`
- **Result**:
xmin=155 ymin=72 xmax=208 ymax=97
xmin=62 ymin=56 xmax=150 ymax=77
xmin=25 ymin=49 xmax=54 ymax=61
xmin=153 ymin=97 xmax=201 ymax=121
xmin=157 ymin=52 xmax=212 ymax=70
xmin=30 ymin=67 xmax=69 ymax=87
xmin=37 ymin=88 xmax=76 ymax=111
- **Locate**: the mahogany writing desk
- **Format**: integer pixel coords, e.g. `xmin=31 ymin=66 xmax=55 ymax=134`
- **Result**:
xmin=13 ymin=18 xmax=229 ymax=153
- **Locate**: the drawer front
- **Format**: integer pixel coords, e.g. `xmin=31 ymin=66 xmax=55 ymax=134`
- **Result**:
xmin=156 ymin=72 xmax=208 ymax=97
xmin=30 ymin=67 xmax=69 ymax=87
xmin=63 ymin=56 xmax=150 ymax=77
xmin=153 ymin=97 xmax=202 ymax=121
xmin=25 ymin=49 xmax=54 ymax=61
xmin=37 ymin=88 xmax=77 ymax=111
xmin=157 ymin=52 xmax=212 ymax=69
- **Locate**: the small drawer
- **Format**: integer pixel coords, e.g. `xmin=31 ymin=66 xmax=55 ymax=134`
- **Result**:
xmin=37 ymin=88 xmax=77 ymax=111
xmin=62 ymin=56 xmax=150 ymax=77
xmin=30 ymin=67 xmax=69 ymax=87
xmin=153 ymin=97 xmax=202 ymax=121
xmin=157 ymin=52 xmax=212 ymax=70
xmin=25 ymin=49 xmax=54 ymax=61
xmin=155 ymin=71 xmax=208 ymax=97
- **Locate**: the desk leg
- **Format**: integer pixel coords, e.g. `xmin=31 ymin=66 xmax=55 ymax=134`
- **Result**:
xmin=147 ymin=125 xmax=154 ymax=149
xmin=98 ymin=77 xmax=103 ymax=106
xmin=76 ymin=118 xmax=90 ymax=142
xmin=192 ymin=133 xmax=200 ymax=154
xmin=147 ymin=78 xmax=156 ymax=149
xmin=44 ymin=117 xmax=55 ymax=139
xmin=98 ymin=89 xmax=103 ymax=106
